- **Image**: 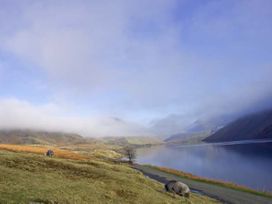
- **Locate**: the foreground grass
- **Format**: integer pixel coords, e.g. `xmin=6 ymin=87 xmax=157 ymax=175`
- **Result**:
xmin=148 ymin=165 xmax=272 ymax=198
xmin=0 ymin=149 xmax=218 ymax=204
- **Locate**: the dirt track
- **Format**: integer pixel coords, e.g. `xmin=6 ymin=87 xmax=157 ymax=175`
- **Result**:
xmin=134 ymin=164 xmax=272 ymax=204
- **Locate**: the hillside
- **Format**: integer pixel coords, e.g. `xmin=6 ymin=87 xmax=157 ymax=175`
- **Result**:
xmin=0 ymin=129 xmax=92 ymax=145
xmin=204 ymin=109 xmax=272 ymax=142
xmin=165 ymin=131 xmax=213 ymax=145
xmin=0 ymin=145 xmax=216 ymax=204
xmin=102 ymin=136 xmax=163 ymax=147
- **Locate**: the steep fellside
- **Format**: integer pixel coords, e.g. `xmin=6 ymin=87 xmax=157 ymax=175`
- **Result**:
xmin=204 ymin=109 xmax=272 ymax=142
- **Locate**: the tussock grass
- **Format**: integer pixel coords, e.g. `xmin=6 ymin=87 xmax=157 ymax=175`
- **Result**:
xmin=0 ymin=149 xmax=218 ymax=204
xmin=148 ymin=165 xmax=272 ymax=198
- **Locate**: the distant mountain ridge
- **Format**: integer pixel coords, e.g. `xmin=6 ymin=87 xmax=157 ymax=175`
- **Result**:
xmin=164 ymin=131 xmax=213 ymax=145
xmin=204 ymin=109 xmax=272 ymax=142
xmin=164 ymin=117 xmax=227 ymax=144
xmin=0 ymin=129 xmax=91 ymax=145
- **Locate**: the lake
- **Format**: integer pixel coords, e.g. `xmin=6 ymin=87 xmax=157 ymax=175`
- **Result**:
xmin=136 ymin=141 xmax=272 ymax=191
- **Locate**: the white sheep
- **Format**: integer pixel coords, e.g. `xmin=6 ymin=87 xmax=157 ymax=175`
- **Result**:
xmin=165 ymin=180 xmax=190 ymax=198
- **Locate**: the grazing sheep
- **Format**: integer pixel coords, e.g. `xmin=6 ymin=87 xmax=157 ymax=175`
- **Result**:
xmin=165 ymin=180 xmax=190 ymax=198
xmin=46 ymin=149 xmax=54 ymax=157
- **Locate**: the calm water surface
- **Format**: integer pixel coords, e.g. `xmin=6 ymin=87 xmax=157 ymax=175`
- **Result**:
xmin=136 ymin=142 xmax=272 ymax=191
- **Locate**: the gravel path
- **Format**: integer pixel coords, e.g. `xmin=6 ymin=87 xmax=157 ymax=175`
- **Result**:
xmin=134 ymin=164 xmax=272 ymax=204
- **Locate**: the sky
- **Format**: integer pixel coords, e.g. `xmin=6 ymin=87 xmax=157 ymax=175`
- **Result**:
xmin=0 ymin=0 xmax=272 ymax=137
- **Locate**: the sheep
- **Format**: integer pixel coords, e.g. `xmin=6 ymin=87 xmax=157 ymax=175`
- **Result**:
xmin=46 ymin=149 xmax=54 ymax=157
xmin=165 ymin=180 xmax=190 ymax=198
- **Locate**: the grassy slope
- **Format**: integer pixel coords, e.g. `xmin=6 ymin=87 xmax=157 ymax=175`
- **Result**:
xmin=101 ymin=136 xmax=164 ymax=148
xmin=126 ymin=136 xmax=163 ymax=145
xmin=0 ymin=130 xmax=92 ymax=145
xmin=0 ymin=146 xmax=218 ymax=204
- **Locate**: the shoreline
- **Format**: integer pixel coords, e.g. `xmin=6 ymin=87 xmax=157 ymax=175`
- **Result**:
xmin=144 ymin=164 xmax=272 ymax=198
xmin=133 ymin=164 xmax=272 ymax=204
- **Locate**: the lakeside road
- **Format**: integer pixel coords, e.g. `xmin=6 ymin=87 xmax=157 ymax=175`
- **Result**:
xmin=133 ymin=164 xmax=272 ymax=204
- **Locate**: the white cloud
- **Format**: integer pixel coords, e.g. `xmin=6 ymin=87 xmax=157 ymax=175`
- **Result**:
xmin=1 ymin=0 xmax=183 ymax=98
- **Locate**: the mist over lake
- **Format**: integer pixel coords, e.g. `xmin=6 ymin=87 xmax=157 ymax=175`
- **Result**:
xmin=136 ymin=142 xmax=272 ymax=191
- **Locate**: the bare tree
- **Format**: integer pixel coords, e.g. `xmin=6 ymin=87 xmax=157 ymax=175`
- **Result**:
xmin=123 ymin=146 xmax=136 ymax=164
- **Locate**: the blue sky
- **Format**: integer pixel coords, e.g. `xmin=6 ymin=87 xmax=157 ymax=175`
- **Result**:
xmin=0 ymin=0 xmax=272 ymax=137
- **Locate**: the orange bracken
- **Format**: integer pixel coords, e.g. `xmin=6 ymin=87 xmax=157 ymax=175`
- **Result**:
xmin=0 ymin=144 xmax=88 ymax=160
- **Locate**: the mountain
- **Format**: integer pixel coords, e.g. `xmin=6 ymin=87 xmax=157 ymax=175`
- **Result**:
xmin=0 ymin=129 xmax=92 ymax=145
xmin=164 ymin=131 xmax=213 ymax=144
xmin=204 ymin=109 xmax=272 ymax=142
xmin=185 ymin=119 xmax=226 ymax=133
xmin=164 ymin=117 xmax=227 ymax=144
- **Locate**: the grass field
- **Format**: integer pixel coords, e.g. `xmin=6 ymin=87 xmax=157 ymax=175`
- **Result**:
xmin=0 ymin=145 xmax=218 ymax=204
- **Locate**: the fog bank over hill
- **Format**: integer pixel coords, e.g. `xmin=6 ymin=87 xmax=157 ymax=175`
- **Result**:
xmin=0 ymin=99 xmax=152 ymax=137
xmin=1 ymin=96 xmax=272 ymax=138
xmin=151 ymin=93 xmax=272 ymax=137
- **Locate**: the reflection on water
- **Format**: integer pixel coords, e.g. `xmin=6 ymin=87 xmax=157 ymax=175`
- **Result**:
xmin=136 ymin=143 xmax=272 ymax=191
